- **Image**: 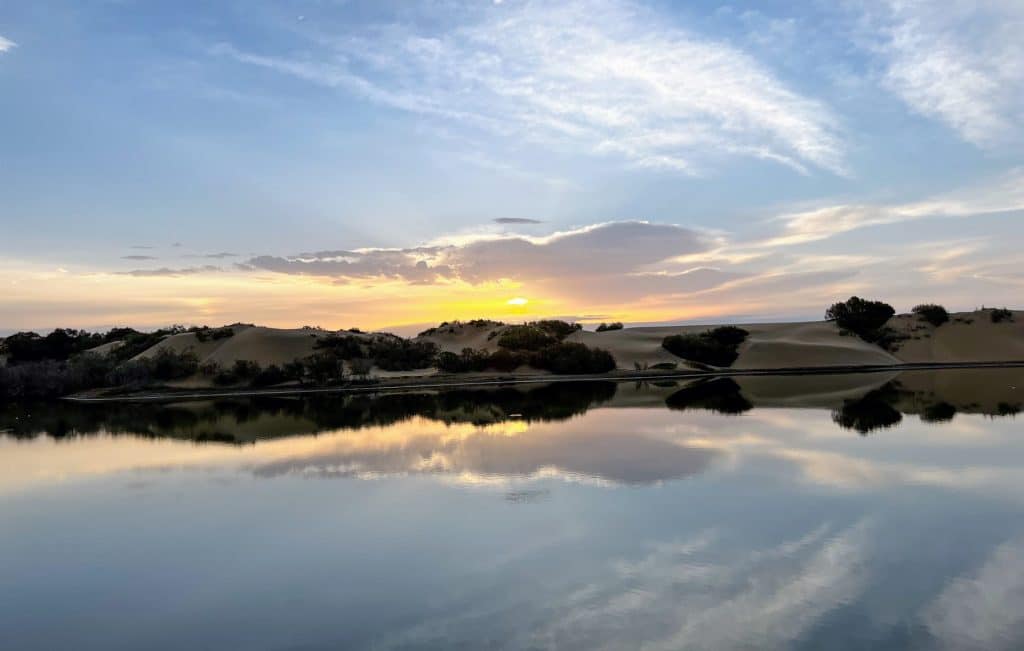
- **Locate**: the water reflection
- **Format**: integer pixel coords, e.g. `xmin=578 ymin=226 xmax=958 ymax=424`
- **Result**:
xmin=3 ymin=369 xmax=1020 ymax=445
xmin=2 ymin=369 xmax=1024 ymax=650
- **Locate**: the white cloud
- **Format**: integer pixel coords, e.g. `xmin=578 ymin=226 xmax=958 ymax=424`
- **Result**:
xmin=0 ymin=35 xmax=16 ymax=53
xmin=217 ymin=0 xmax=846 ymax=175
xmin=868 ymin=0 xmax=1024 ymax=148
xmin=244 ymin=221 xmax=715 ymax=285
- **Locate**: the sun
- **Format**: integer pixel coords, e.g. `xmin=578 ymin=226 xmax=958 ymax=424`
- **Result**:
xmin=507 ymin=297 xmax=529 ymax=306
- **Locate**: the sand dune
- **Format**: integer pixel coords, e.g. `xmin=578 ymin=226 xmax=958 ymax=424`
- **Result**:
xmin=119 ymin=309 xmax=1022 ymax=379
xmin=887 ymin=310 xmax=1024 ymax=363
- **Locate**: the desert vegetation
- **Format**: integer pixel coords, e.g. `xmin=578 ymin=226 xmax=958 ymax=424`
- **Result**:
xmin=595 ymin=322 xmax=624 ymax=332
xmin=912 ymin=304 xmax=950 ymax=326
xmin=989 ymin=307 xmax=1014 ymax=323
xmin=661 ymin=326 xmax=749 ymax=367
xmin=436 ymin=341 xmax=615 ymax=375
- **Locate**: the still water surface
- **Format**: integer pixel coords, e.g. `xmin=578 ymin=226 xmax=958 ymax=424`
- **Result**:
xmin=2 ymin=369 xmax=1023 ymax=650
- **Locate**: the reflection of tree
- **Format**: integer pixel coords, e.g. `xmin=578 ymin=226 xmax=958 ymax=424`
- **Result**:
xmin=831 ymin=385 xmax=902 ymax=434
xmin=664 ymin=378 xmax=752 ymax=415
xmin=0 ymin=382 xmax=618 ymax=443
xmin=920 ymin=401 xmax=957 ymax=423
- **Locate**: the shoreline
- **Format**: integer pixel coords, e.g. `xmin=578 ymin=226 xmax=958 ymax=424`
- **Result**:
xmin=63 ymin=360 xmax=1024 ymax=403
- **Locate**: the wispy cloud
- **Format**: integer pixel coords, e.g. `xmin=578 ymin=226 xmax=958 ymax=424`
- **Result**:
xmin=762 ymin=168 xmax=1024 ymax=246
xmin=865 ymin=0 xmax=1024 ymax=148
xmin=115 ymin=265 xmax=221 ymax=277
xmin=216 ymin=0 xmax=846 ymax=175
xmin=183 ymin=252 xmax=239 ymax=259
xmin=494 ymin=218 xmax=543 ymax=225
xmin=0 ymin=36 xmax=16 ymax=53
xmin=121 ymin=255 xmax=158 ymax=261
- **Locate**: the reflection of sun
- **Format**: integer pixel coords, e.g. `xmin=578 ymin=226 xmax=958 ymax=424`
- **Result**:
xmin=507 ymin=297 xmax=528 ymax=306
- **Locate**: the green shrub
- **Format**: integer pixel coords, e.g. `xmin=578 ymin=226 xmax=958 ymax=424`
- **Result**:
xmin=825 ymin=296 xmax=895 ymax=339
xmin=304 ymin=352 xmax=345 ymax=384
xmin=250 ymin=364 xmax=286 ymax=387
xmin=368 ymin=338 xmax=437 ymax=371
xmin=314 ymin=334 xmax=365 ymax=358
xmin=191 ymin=326 xmax=235 ymax=342
xmin=497 ymin=325 xmax=556 ymax=351
xmin=529 ymin=342 xmax=615 ymax=374
xmin=661 ymin=327 xmax=749 ymax=367
xmin=530 ymin=320 xmax=582 ymax=339
xmin=990 ymin=308 xmax=1014 ymax=323
xmin=912 ymin=304 xmax=950 ymax=326
xmin=595 ymin=322 xmax=624 ymax=332
xmin=348 ymin=357 xmax=373 ymax=379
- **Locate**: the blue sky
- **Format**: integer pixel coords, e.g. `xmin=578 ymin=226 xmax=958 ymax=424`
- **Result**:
xmin=1 ymin=0 xmax=1022 ymax=332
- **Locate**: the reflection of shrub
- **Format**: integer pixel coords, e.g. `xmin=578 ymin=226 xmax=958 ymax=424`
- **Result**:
xmin=832 ymin=386 xmax=902 ymax=434
xmin=826 ymin=297 xmax=895 ymax=340
xmin=661 ymin=327 xmax=749 ymax=367
xmin=990 ymin=308 xmax=1014 ymax=323
xmin=912 ymin=304 xmax=950 ymax=326
xmin=665 ymin=379 xmax=752 ymax=415
xmin=997 ymin=402 xmax=1021 ymax=417
xmin=921 ymin=401 xmax=957 ymax=423
xmin=596 ymin=322 xmax=623 ymax=332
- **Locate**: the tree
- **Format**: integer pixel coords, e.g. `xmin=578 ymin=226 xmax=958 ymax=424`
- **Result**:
xmin=596 ymin=322 xmax=623 ymax=332
xmin=825 ymin=297 xmax=895 ymax=338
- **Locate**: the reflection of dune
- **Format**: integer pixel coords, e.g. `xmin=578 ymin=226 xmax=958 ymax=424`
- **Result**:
xmin=736 ymin=372 xmax=898 ymax=409
xmin=252 ymin=424 xmax=720 ymax=485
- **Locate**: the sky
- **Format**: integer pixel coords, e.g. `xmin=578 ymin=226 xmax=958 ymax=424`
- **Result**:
xmin=1 ymin=0 xmax=1022 ymax=334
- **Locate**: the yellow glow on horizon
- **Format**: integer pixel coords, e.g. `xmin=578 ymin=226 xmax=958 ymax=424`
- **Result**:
xmin=0 ymin=257 xmax=754 ymax=333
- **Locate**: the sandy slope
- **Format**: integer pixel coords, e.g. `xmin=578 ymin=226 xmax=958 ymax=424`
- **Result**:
xmin=888 ymin=310 xmax=1024 ymax=363
xmin=416 ymin=321 xmax=507 ymax=354
xmin=570 ymin=321 xmax=898 ymax=370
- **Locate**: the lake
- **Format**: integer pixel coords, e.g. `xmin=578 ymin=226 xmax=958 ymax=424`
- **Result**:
xmin=2 ymin=368 xmax=1023 ymax=650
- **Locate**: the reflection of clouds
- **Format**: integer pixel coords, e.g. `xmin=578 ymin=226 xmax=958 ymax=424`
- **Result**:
xmin=376 ymin=521 xmax=871 ymax=650
xmin=923 ymin=536 xmax=1024 ymax=650
xmin=540 ymin=521 xmax=869 ymax=651
xmin=251 ymin=423 xmax=720 ymax=485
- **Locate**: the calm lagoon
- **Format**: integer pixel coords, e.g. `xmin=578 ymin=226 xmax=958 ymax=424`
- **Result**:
xmin=2 ymin=369 xmax=1023 ymax=650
